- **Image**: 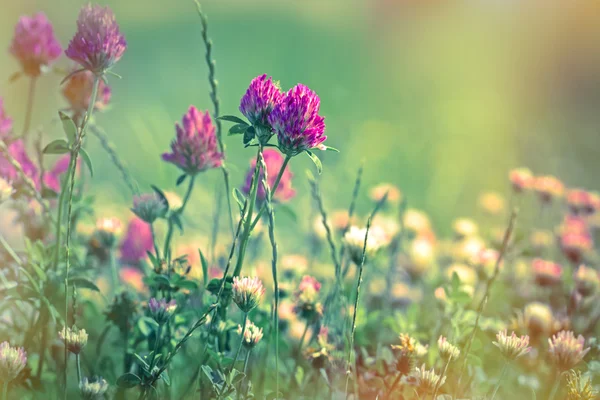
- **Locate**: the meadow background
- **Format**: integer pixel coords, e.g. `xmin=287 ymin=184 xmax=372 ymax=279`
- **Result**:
xmin=1 ymin=0 xmax=600 ymax=239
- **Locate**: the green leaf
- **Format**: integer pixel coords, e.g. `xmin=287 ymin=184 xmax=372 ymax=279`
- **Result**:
xmin=171 ymin=213 xmax=183 ymax=234
xmin=133 ymin=353 xmax=150 ymax=371
xmin=79 ymin=147 xmax=94 ymax=177
xmin=70 ymin=277 xmax=100 ymax=292
xmin=153 ymin=274 xmax=171 ymax=287
xmin=217 ymin=115 xmax=247 ymax=124
xmin=59 ymin=111 xmax=78 ymax=144
xmin=199 ymin=249 xmax=209 ymax=287
xmin=137 ymin=316 xmax=159 ymax=336
xmin=151 ymin=185 xmax=170 ymax=210
xmin=232 ymin=188 xmax=246 ymax=214
xmin=43 ymin=139 xmax=70 ymax=155
xmin=116 ymin=373 xmax=141 ymax=389
xmin=176 ymin=174 xmax=187 ymax=186
xmin=322 ymin=145 xmax=340 ymax=152
xmin=243 ymin=126 xmax=255 ymax=146
xmin=19 ymin=267 xmax=41 ymax=293
xmin=228 ymin=123 xmax=249 ymax=135
xmin=295 ymin=366 xmax=304 ymax=387
xmin=161 ymin=369 xmax=171 ymax=386
xmin=306 ymin=150 xmax=322 ymax=174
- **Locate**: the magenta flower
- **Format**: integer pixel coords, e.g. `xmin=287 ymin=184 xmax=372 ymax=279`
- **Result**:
xmin=162 ymin=106 xmax=223 ymax=175
xmin=0 ymin=98 xmax=13 ymax=139
xmin=10 ymin=13 xmax=62 ymax=77
xmin=65 ymin=4 xmax=126 ymax=75
xmin=0 ymin=139 xmax=39 ymax=189
xmin=119 ymin=217 xmax=154 ymax=263
xmin=62 ymin=69 xmax=111 ymax=113
xmin=148 ymin=298 xmax=177 ymax=324
xmin=242 ymin=149 xmax=295 ymax=203
xmin=240 ymin=74 xmax=283 ymax=130
xmin=268 ymin=84 xmax=326 ymax=156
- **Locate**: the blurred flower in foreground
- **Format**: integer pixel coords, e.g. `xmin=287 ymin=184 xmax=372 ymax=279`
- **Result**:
xmin=80 ymin=376 xmax=109 ymax=400
xmin=343 ymin=225 xmax=386 ymax=265
xmin=293 ymin=275 xmax=323 ymax=320
xmin=493 ymin=330 xmax=531 ymax=360
xmin=452 ymin=218 xmax=478 ymax=240
xmin=391 ymin=333 xmax=427 ymax=375
xmin=574 ymin=265 xmax=600 ymax=297
xmin=438 ymin=336 xmax=460 ymax=361
xmin=119 ymin=266 xmax=146 ymax=293
xmin=566 ymin=370 xmax=597 ymax=400
xmin=119 ymin=217 xmax=153 ymax=263
xmin=404 ymin=237 xmax=435 ymax=279
xmin=162 ymin=106 xmax=223 ymax=175
xmin=238 ymin=320 xmax=264 ymax=349
xmin=370 ymin=183 xmax=402 ymax=205
xmin=131 ymin=193 xmax=167 ymax=224
xmin=445 ymin=263 xmax=478 ymax=287
xmin=0 ymin=177 xmax=14 ymax=204
xmin=269 ymin=84 xmax=326 ymax=157
xmin=0 ymin=98 xmax=13 ymax=138
xmin=96 ymin=217 xmax=122 ymax=239
xmin=66 ymin=4 xmax=126 ymax=74
xmin=10 ymin=13 xmax=62 ymax=76
xmin=305 ymin=326 xmax=334 ymax=369
xmin=532 ymin=258 xmax=563 ymax=286
xmin=414 ymin=364 xmax=445 ymax=394
xmin=0 ymin=342 xmax=27 ymax=382
xmin=548 ymin=330 xmax=590 ymax=372
xmin=148 ymin=298 xmax=177 ymax=324
xmin=560 ymin=216 xmax=593 ymax=264
xmin=239 ymin=74 xmax=283 ymax=140
xmin=63 ymin=69 xmax=111 ymax=113
xmin=403 ymin=209 xmax=432 ymax=237
xmin=533 ymin=175 xmax=564 ymax=203
xmin=59 ymin=326 xmax=88 ymax=354
xmin=509 ymin=168 xmax=534 ymax=193
xmin=512 ymin=302 xmax=554 ymax=341
xmin=232 ymin=276 xmax=265 ymax=313
xmin=0 ymin=139 xmax=39 ymax=190
xmin=242 ymin=149 xmax=295 ymax=202
xmin=43 ymin=154 xmax=81 ymax=193
xmin=478 ymin=191 xmax=505 ymax=215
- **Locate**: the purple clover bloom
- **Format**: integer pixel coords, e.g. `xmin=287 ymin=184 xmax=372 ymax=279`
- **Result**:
xmin=0 ymin=139 xmax=39 ymax=190
xmin=0 ymin=98 xmax=13 ymax=139
xmin=268 ymin=84 xmax=326 ymax=157
xmin=119 ymin=217 xmax=154 ymax=263
xmin=10 ymin=13 xmax=62 ymax=77
xmin=242 ymin=149 xmax=295 ymax=203
xmin=148 ymin=298 xmax=177 ymax=324
xmin=240 ymin=74 xmax=283 ymax=132
xmin=65 ymin=4 xmax=126 ymax=75
xmin=162 ymin=106 xmax=223 ymax=175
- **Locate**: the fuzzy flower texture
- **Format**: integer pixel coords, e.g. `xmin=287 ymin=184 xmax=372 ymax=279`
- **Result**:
xmin=0 ymin=342 xmax=27 ymax=382
xmin=59 ymin=326 xmax=89 ymax=354
xmin=65 ymin=4 xmax=126 ymax=74
xmin=80 ymin=376 xmax=109 ymax=400
xmin=232 ymin=276 xmax=265 ymax=313
xmin=240 ymin=74 xmax=283 ymax=129
xmin=10 ymin=13 xmax=62 ymax=76
xmin=132 ymin=192 xmax=167 ymax=224
xmin=493 ymin=329 xmax=531 ymax=360
xmin=163 ymin=106 xmax=223 ymax=175
xmin=148 ymin=298 xmax=177 ymax=324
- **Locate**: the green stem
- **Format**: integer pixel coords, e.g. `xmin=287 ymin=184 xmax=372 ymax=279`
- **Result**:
xmin=1 ymin=381 xmax=8 ymax=400
xmin=386 ymin=373 xmax=403 ymax=399
xmin=249 ymin=155 xmax=291 ymax=231
xmin=150 ymin=324 xmax=162 ymax=370
xmin=163 ymin=175 xmax=195 ymax=257
xmin=547 ymin=371 xmax=562 ymax=400
xmin=63 ymin=75 xmax=100 ymax=400
xmin=75 ymin=353 xmax=82 ymax=386
xmin=490 ymin=361 xmax=509 ymax=400
xmin=230 ymin=313 xmax=248 ymax=373
xmin=233 ymin=147 xmax=263 ymax=277
xmin=23 ymin=77 xmax=37 ymax=139
xmin=239 ymin=349 xmax=252 ymax=400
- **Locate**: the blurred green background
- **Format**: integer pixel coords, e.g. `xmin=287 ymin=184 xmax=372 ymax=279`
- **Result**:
xmin=2 ymin=0 xmax=600 ymax=240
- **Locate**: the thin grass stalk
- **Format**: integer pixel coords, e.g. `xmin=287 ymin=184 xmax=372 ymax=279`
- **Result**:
xmin=338 ymin=163 xmax=364 ymax=266
xmin=0 ymin=140 xmax=50 ymax=216
xmin=344 ymin=193 xmax=389 ymax=398
xmin=456 ymin=209 xmax=518 ymax=394
xmin=249 ymin=155 xmax=291 ymax=231
xmin=258 ymin=149 xmax=281 ymax=398
xmin=89 ymin=124 xmax=139 ymax=195
xmin=229 ymin=313 xmax=248 ymax=376
xmin=490 ymin=360 xmax=509 ymax=400
xmin=194 ymin=0 xmax=234 ymax=237
xmin=431 ymin=356 xmax=451 ymax=400
xmin=62 ymin=76 xmax=100 ymax=399
xmin=163 ymin=175 xmax=196 ymax=256
xmin=22 ymin=77 xmax=37 ymax=139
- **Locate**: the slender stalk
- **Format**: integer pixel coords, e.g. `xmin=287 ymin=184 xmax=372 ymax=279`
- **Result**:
xmin=490 ymin=360 xmax=509 ymax=400
xmin=338 ymin=163 xmax=364 ymax=264
xmin=456 ymin=210 xmax=518 ymax=394
xmin=547 ymin=371 xmax=562 ymax=400
xmin=1 ymin=381 xmax=8 ymax=400
xmin=194 ymin=0 xmax=234 ymax=237
xmin=230 ymin=313 xmax=248 ymax=374
xmin=163 ymin=175 xmax=196 ymax=256
xmin=386 ymin=373 xmax=403 ymax=399
xmin=63 ymin=75 xmax=101 ymax=400
xmin=149 ymin=325 xmax=162 ymax=370
xmin=249 ymin=155 xmax=291 ymax=231
xmin=240 ymin=349 xmax=252 ymax=400
xmin=36 ymin=322 xmax=48 ymax=379
xmin=23 ymin=77 xmax=37 ymax=139
xmin=233 ymin=147 xmax=262 ymax=277
xmin=431 ymin=357 xmax=451 ymax=400
xmin=75 ymin=353 xmax=82 ymax=385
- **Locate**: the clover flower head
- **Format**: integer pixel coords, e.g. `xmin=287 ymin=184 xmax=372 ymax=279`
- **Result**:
xmin=532 ymin=258 xmax=563 ymax=286
xmin=493 ymin=329 xmax=531 ymax=360
xmin=63 ymin=69 xmax=111 ymax=112
xmin=548 ymin=330 xmax=590 ymax=371
xmin=242 ymin=149 xmax=295 ymax=203
xmin=534 ymin=175 xmax=564 ymax=203
xmin=162 ymin=106 xmax=223 ymax=175
xmin=0 ymin=342 xmax=27 ymax=382
xmin=232 ymin=276 xmax=265 ymax=313
xmin=80 ymin=376 xmax=109 ymax=400
xmin=438 ymin=336 xmax=460 ymax=361
xmin=566 ymin=370 xmax=598 ymax=400
xmin=148 ymin=298 xmax=177 ymax=324
xmin=132 ymin=192 xmax=167 ymax=224
xmin=370 ymin=183 xmax=402 ymax=204
xmin=478 ymin=191 xmax=505 ymax=215
xmin=574 ymin=265 xmax=600 ymax=297
xmin=238 ymin=320 xmax=264 ymax=349
xmin=293 ymin=275 xmax=323 ymax=320
xmin=59 ymin=326 xmax=88 ymax=354
xmin=10 ymin=13 xmax=62 ymax=76
xmin=96 ymin=217 xmax=123 ymax=237
xmin=0 ymin=98 xmax=13 ymax=139
xmin=509 ymin=168 xmax=534 ymax=193
xmin=343 ymin=225 xmax=386 ymax=265
xmin=65 ymin=4 xmax=126 ymax=74
xmin=414 ymin=364 xmax=445 ymax=394
xmin=240 ymin=74 xmax=283 ymax=132
xmin=269 ymin=83 xmax=326 ymax=156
